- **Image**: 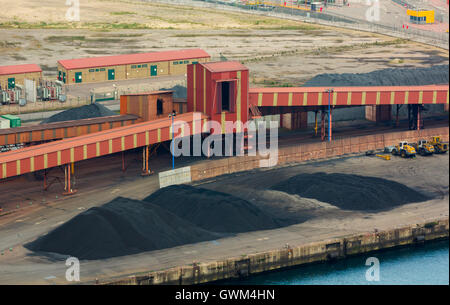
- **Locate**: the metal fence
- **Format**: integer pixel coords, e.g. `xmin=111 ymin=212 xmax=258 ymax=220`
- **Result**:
xmin=152 ymin=0 xmax=449 ymax=49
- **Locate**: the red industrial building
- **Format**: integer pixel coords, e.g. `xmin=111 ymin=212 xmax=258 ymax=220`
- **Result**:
xmin=187 ymin=61 xmax=250 ymax=133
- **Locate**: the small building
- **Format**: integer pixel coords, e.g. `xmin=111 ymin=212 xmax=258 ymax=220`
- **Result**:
xmin=0 ymin=64 xmax=42 ymax=90
xmin=57 ymin=49 xmax=210 ymax=85
xmin=407 ymin=9 xmax=434 ymax=24
xmin=120 ymin=91 xmax=175 ymax=122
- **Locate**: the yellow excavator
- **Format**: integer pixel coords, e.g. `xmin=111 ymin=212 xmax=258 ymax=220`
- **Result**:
xmin=391 ymin=141 xmax=416 ymax=158
xmin=429 ymin=136 xmax=449 ymax=154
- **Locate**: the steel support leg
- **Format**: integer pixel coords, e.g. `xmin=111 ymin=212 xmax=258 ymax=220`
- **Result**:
xmin=141 ymin=145 xmax=153 ymax=176
xmin=314 ymin=111 xmax=318 ymax=136
xmin=63 ymin=164 xmax=77 ymax=196
xmin=396 ymin=105 xmax=400 ymax=127
xmin=329 ymin=108 xmax=333 ymax=141
xmin=321 ymin=111 xmax=326 ymax=141
xmin=417 ymin=105 xmax=421 ymax=131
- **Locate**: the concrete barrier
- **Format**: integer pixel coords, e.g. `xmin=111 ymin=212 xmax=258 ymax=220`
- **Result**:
xmin=159 ymin=166 xmax=192 ymax=188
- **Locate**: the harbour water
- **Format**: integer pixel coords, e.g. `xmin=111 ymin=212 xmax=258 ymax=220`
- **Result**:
xmin=224 ymin=240 xmax=449 ymax=285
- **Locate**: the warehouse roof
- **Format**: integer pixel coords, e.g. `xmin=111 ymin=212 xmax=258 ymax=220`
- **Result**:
xmin=0 ymin=64 xmax=42 ymax=76
xmin=58 ymin=49 xmax=210 ymax=70
xmin=200 ymin=61 xmax=248 ymax=73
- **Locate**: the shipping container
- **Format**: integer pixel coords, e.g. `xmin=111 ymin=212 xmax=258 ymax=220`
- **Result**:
xmin=0 ymin=117 xmax=10 ymax=129
xmin=1 ymin=114 xmax=21 ymax=128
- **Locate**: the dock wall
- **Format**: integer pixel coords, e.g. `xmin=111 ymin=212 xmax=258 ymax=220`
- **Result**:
xmin=106 ymin=218 xmax=449 ymax=285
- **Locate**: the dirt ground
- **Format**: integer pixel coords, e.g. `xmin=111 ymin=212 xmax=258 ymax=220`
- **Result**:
xmin=0 ymin=1 xmax=448 ymax=86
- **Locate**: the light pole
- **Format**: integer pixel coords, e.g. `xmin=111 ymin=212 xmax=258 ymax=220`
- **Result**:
xmin=169 ymin=110 xmax=177 ymax=170
xmin=325 ymin=88 xmax=334 ymax=142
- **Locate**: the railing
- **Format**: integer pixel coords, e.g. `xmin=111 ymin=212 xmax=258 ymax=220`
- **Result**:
xmin=151 ymin=0 xmax=449 ymax=49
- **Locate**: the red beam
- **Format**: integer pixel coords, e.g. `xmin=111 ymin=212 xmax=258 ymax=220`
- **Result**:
xmin=249 ymin=85 xmax=449 ymax=107
xmin=0 ymin=112 xmax=207 ymax=180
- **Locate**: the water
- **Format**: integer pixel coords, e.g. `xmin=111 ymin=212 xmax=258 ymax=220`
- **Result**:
xmin=223 ymin=240 xmax=449 ymax=285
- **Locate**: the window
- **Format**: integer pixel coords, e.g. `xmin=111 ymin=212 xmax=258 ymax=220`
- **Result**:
xmin=217 ymin=81 xmax=235 ymax=113
xmin=173 ymin=61 xmax=178 ymax=65
xmin=89 ymin=69 xmax=95 ymax=72
xmin=221 ymin=82 xmax=230 ymax=112
xmin=137 ymin=65 xmax=141 ymax=68
xmin=95 ymin=69 xmax=99 ymax=72
xmin=142 ymin=64 xmax=147 ymax=67
xmin=131 ymin=65 xmax=136 ymax=69
xmin=179 ymin=61 xmax=183 ymax=64
xmin=100 ymin=68 xmax=105 ymax=71
xmin=184 ymin=60 xmax=189 ymax=64
xmin=157 ymin=98 xmax=163 ymax=115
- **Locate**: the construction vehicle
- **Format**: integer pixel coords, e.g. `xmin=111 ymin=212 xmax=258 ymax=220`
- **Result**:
xmin=411 ymin=139 xmax=435 ymax=156
xmin=391 ymin=141 xmax=416 ymax=158
xmin=429 ymin=136 xmax=449 ymax=154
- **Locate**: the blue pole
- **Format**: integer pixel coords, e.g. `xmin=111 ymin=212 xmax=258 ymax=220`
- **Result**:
xmin=328 ymin=90 xmax=331 ymax=142
xmin=172 ymin=115 xmax=175 ymax=169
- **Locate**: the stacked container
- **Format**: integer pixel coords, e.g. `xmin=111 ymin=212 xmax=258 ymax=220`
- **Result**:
xmin=0 ymin=117 xmax=10 ymax=129
xmin=1 ymin=114 xmax=21 ymax=128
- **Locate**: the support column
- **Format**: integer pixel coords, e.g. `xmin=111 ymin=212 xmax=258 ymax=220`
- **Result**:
xmin=43 ymin=169 xmax=48 ymax=191
xmin=141 ymin=145 xmax=153 ymax=176
xmin=396 ymin=105 xmax=400 ymax=127
xmin=63 ymin=163 xmax=77 ymax=196
xmin=365 ymin=105 xmax=392 ymax=123
xmin=121 ymin=151 xmax=125 ymax=172
xmin=314 ymin=111 xmax=318 ymax=136
xmin=417 ymin=105 xmax=421 ymax=131
xmin=281 ymin=111 xmax=307 ymax=130
xmin=328 ymin=107 xmax=332 ymax=142
xmin=321 ymin=110 xmax=326 ymax=141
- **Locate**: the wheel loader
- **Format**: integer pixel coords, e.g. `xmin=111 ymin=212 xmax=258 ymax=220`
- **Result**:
xmin=391 ymin=141 xmax=416 ymax=158
xmin=411 ymin=139 xmax=435 ymax=156
xmin=429 ymin=136 xmax=449 ymax=154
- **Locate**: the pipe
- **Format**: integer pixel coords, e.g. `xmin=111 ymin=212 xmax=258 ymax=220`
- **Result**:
xmin=417 ymin=105 xmax=421 ymax=131
xmin=314 ymin=111 xmax=318 ymax=136
xmin=329 ymin=107 xmax=332 ymax=141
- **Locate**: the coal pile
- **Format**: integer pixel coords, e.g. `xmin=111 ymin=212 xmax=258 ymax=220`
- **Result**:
xmin=144 ymin=185 xmax=282 ymax=233
xmin=303 ymin=65 xmax=449 ymax=87
xmin=272 ymin=173 xmax=429 ymax=211
xmin=25 ymin=197 xmax=222 ymax=260
xmin=41 ymin=103 xmax=116 ymax=124
xmin=159 ymin=85 xmax=187 ymax=99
